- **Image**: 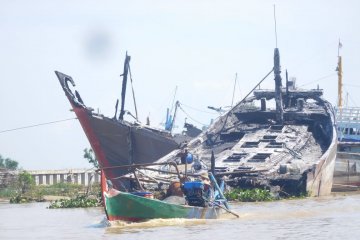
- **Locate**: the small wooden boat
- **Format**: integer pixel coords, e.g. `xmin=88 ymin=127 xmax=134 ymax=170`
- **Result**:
xmin=104 ymin=189 xmax=222 ymax=222
xmin=100 ymin=162 xmax=236 ymax=222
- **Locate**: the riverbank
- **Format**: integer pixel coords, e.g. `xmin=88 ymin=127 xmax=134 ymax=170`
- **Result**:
xmin=0 ymin=182 xmax=100 ymax=203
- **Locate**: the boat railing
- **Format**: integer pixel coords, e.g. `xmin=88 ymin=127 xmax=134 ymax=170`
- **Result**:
xmin=336 ymin=107 xmax=360 ymax=124
xmin=336 ymin=107 xmax=360 ymax=141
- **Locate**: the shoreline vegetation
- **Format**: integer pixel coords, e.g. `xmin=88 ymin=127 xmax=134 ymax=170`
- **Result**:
xmin=0 ymin=184 xmax=307 ymax=207
xmin=1 ymin=152 xmax=300 ymax=208
xmin=0 ymin=168 xmax=308 ymax=208
xmin=0 ymin=182 xmax=101 ymax=207
xmin=1 ymin=168 xmax=102 ymax=208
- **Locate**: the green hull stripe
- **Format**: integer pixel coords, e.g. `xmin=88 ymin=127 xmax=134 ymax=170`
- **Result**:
xmin=105 ymin=192 xmax=219 ymax=220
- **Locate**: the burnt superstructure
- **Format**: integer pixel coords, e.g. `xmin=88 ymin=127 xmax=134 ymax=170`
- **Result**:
xmin=151 ymin=48 xmax=337 ymax=197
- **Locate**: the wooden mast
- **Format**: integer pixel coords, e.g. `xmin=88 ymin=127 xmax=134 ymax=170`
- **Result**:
xmin=119 ymin=52 xmax=131 ymax=120
xmin=274 ymin=47 xmax=284 ymax=124
xmin=273 ymin=5 xmax=284 ymax=124
xmin=337 ymin=40 xmax=343 ymax=108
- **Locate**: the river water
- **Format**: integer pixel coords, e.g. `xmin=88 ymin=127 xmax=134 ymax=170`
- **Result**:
xmin=1 ymin=193 xmax=360 ymax=240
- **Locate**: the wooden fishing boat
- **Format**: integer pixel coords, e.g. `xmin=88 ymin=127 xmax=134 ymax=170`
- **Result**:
xmin=55 ymin=53 xmax=197 ymax=190
xmin=104 ymin=189 xmax=222 ymax=222
xmin=100 ymin=162 xmax=236 ymax=222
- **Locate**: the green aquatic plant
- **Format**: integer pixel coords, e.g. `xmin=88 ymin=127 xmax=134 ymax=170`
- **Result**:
xmin=48 ymin=195 xmax=100 ymax=209
xmin=286 ymin=191 xmax=309 ymax=199
xmin=224 ymin=188 xmax=274 ymax=202
xmin=9 ymin=195 xmax=33 ymax=203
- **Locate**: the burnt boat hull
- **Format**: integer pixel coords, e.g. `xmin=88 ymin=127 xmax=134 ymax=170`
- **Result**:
xmin=306 ymin=134 xmax=337 ymax=196
xmin=153 ymin=48 xmax=337 ymax=197
xmin=55 ymin=71 xmax=179 ymax=187
xmin=221 ymin=119 xmax=337 ymax=197
xmin=224 ymin=99 xmax=336 ymax=197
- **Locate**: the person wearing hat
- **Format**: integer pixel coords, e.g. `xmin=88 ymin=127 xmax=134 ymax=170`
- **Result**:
xmin=200 ymin=172 xmax=211 ymax=186
xmin=200 ymin=172 xmax=213 ymax=203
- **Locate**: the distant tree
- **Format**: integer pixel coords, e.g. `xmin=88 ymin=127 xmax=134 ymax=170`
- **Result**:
xmin=0 ymin=154 xmax=19 ymax=170
xmin=83 ymin=148 xmax=99 ymax=168
xmin=5 ymin=159 xmax=19 ymax=170
xmin=17 ymin=171 xmax=35 ymax=194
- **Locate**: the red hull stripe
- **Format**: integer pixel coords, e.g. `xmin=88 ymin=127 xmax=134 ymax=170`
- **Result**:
xmin=69 ymin=100 xmax=115 ymax=180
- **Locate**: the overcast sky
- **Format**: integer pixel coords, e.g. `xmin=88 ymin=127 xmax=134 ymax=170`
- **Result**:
xmin=1 ymin=0 xmax=359 ymax=170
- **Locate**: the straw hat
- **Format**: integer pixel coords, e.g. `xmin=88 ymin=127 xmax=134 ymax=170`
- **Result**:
xmin=200 ymin=172 xmax=210 ymax=185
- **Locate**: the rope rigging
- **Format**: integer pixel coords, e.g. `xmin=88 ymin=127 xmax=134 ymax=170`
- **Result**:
xmin=0 ymin=118 xmax=77 ymax=134
xmin=128 ymin=64 xmax=139 ymax=121
xmin=344 ymin=83 xmax=360 ymax=88
xmin=298 ymin=73 xmax=337 ymax=87
xmin=177 ymin=104 xmax=209 ymax=126
xmin=169 ymin=86 xmax=178 ymax=115
xmin=342 ymin=87 xmax=359 ymax=107
xmin=211 ymin=68 xmax=274 ymax=143
xmin=179 ymin=102 xmax=218 ymax=115
xmin=231 ymin=73 xmax=238 ymax=107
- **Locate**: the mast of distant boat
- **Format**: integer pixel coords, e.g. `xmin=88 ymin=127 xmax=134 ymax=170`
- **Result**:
xmin=337 ymin=40 xmax=343 ymax=108
xmin=170 ymin=101 xmax=180 ymax=134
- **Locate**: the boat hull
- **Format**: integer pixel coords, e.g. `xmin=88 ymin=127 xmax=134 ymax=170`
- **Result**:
xmin=55 ymin=71 xmax=179 ymax=187
xmin=306 ymin=131 xmax=337 ymax=196
xmin=104 ymin=190 xmax=221 ymax=222
xmin=72 ymin=105 xmax=178 ymax=172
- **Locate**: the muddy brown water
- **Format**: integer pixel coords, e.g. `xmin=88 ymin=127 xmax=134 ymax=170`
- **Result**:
xmin=1 ymin=193 xmax=360 ymax=240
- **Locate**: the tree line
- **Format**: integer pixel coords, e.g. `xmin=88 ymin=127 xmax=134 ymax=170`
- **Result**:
xmin=0 ymin=154 xmax=19 ymax=170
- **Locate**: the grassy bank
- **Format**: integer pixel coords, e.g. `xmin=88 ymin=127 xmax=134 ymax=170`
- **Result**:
xmin=0 ymin=182 xmax=101 ymax=204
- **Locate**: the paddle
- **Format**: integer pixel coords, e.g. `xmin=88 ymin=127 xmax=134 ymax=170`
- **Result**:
xmin=207 ymin=172 xmax=239 ymax=218
xmin=209 ymin=172 xmax=230 ymax=209
xmin=210 ymin=200 xmax=239 ymax=218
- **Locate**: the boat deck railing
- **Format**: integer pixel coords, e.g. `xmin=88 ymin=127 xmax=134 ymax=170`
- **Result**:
xmin=335 ymin=107 xmax=360 ymax=141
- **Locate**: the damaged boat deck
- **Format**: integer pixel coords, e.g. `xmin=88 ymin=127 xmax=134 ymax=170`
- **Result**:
xmin=147 ymin=48 xmax=337 ymax=197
